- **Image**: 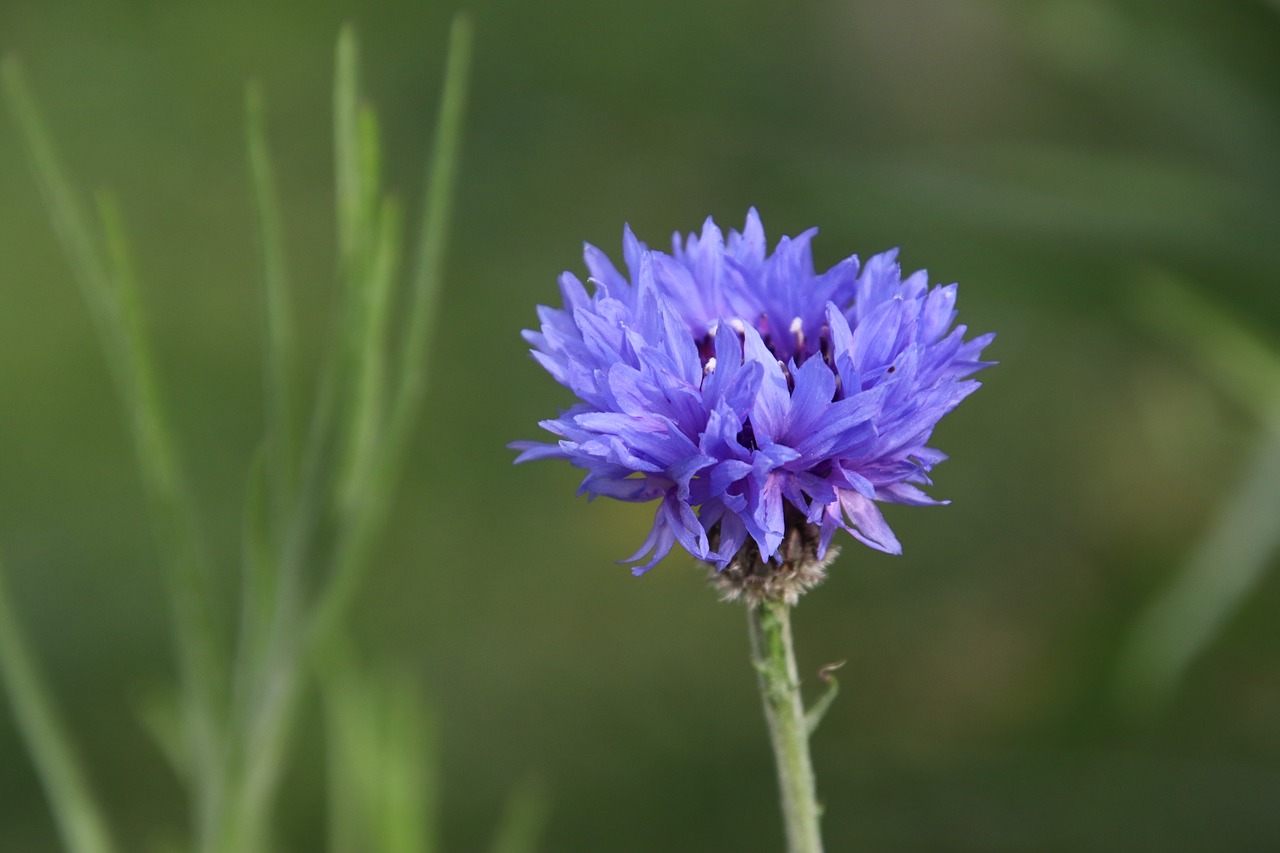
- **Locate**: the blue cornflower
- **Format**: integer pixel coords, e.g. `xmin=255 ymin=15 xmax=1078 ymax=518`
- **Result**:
xmin=513 ymin=210 xmax=993 ymax=592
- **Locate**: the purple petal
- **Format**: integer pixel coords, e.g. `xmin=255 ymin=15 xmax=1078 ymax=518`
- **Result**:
xmin=839 ymin=491 xmax=902 ymax=555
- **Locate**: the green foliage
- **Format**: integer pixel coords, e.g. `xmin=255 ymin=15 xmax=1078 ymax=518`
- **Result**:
xmin=0 ymin=17 xmax=543 ymax=853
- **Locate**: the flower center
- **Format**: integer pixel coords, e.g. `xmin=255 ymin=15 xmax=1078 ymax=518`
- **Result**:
xmin=696 ymin=314 xmax=837 ymax=394
xmin=698 ymin=315 xmax=832 ymax=365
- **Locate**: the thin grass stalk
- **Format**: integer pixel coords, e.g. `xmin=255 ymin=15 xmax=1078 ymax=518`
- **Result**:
xmin=96 ymin=195 xmax=230 ymax=821
xmin=245 ymin=83 xmax=299 ymax=540
xmin=332 ymin=54 xmax=386 ymax=503
xmin=334 ymin=25 xmax=368 ymax=285
xmin=487 ymin=777 xmax=551 ymax=853
xmin=202 ymin=86 xmax=303 ymax=853
xmin=339 ymin=194 xmax=403 ymax=512
xmin=0 ymin=556 xmax=120 ymax=853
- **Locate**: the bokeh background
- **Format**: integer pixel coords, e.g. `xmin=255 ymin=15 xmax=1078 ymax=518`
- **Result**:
xmin=3 ymin=0 xmax=1280 ymax=850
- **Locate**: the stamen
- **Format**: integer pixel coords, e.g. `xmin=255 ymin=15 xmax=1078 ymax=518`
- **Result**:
xmin=704 ymin=357 xmax=717 ymax=376
xmin=790 ymin=316 xmax=806 ymax=362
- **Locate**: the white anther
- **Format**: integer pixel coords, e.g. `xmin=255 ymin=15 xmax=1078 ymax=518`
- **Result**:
xmin=704 ymin=357 xmax=717 ymax=376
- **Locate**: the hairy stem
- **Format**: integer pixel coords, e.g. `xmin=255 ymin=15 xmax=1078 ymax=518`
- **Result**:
xmin=748 ymin=599 xmax=824 ymax=853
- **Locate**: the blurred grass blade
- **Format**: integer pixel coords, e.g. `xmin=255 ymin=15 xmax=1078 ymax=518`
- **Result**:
xmin=324 ymin=662 xmax=363 ymax=853
xmin=488 ymin=777 xmax=551 ymax=853
xmin=246 ymin=83 xmax=298 ymax=535
xmin=393 ymin=12 xmax=472 ymax=439
xmin=334 ymin=25 xmax=366 ymax=282
xmin=336 ymin=99 xmax=403 ymax=514
xmin=311 ymin=12 xmax=472 ymax=647
xmin=1132 ymin=271 xmax=1280 ymax=424
xmin=4 ymin=57 xmax=225 ymax=800
xmin=240 ymin=87 xmax=299 ymax=833
xmin=332 ymin=30 xmax=383 ymax=493
xmin=270 ymin=25 xmax=365 ymax=589
xmin=233 ymin=446 xmax=277 ymax=701
xmin=1115 ymin=434 xmax=1280 ymax=715
xmin=332 ymin=28 xmax=382 ymax=512
xmin=1 ymin=57 xmax=122 ymax=386
xmin=134 ymin=685 xmax=189 ymax=784
xmin=96 ymin=194 xmax=227 ymax=788
xmin=0 ymin=555 xmax=119 ymax=853
xmin=1116 ymin=272 xmax=1280 ymax=714
xmin=339 ymin=193 xmax=403 ymax=512
xmin=376 ymin=674 xmax=436 ymax=853
xmin=324 ymin=651 xmax=437 ymax=853
xmin=357 ymin=102 xmax=384 ymax=246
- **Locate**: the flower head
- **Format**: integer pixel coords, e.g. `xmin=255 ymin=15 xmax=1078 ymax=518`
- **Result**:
xmin=513 ymin=210 xmax=993 ymax=589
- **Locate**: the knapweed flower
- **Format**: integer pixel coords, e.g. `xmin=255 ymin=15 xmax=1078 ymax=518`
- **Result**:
xmin=513 ymin=210 xmax=993 ymax=600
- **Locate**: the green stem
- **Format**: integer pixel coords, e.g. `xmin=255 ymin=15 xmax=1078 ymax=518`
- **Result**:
xmin=748 ymin=599 xmax=824 ymax=853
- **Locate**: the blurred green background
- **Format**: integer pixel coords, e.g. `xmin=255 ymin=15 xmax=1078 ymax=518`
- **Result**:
xmin=3 ymin=0 xmax=1280 ymax=850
